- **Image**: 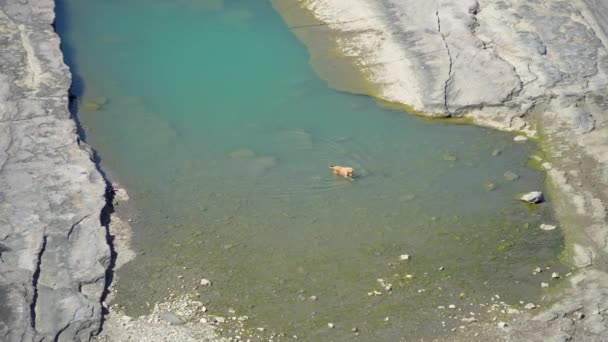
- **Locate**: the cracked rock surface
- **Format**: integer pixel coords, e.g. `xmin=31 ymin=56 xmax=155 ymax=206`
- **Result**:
xmin=0 ymin=0 xmax=111 ymax=341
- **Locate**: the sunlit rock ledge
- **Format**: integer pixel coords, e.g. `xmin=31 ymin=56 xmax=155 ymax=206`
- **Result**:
xmin=0 ymin=1 xmax=111 ymax=341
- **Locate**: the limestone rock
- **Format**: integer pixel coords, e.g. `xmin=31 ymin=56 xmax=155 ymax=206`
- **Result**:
xmin=159 ymin=312 xmax=185 ymax=325
xmin=0 ymin=1 xmax=111 ymax=341
xmin=540 ymin=224 xmax=557 ymax=231
xmin=521 ymin=191 xmax=544 ymax=203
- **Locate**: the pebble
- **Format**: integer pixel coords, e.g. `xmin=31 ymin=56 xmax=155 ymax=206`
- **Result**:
xmin=552 ymin=272 xmax=560 ymax=279
xmin=492 ymin=149 xmax=502 ymax=157
xmin=399 ymin=254 xmax=410 ymax=261
xmin=541 ymin=282 xmax=549 ymax=288
xmin=461 ymin=317 xmax=478 ymax=323
xmin=309 ymin=295 xmax=318 ymax=301
xmin=439 ymin=266 xmax=445 ymax=271
xmin=540 ymin=224 xmax=557 ymax=231
xmin=514 ymin=135 xmax=528 ymax=142
xmin=525 ymin=303 xmax=537 ymax=310
xmin=534 ymin=267 xmax=543 ymax=273
xmin=200 ymin=278 xmax=212 ymax=286
xmin=352 ymin=327 xmax=359 ymax=332
xmin=327 ymin=323 xmax=335 ymax=328
xmin=498 ymin=322 xmax=508 ymax=329
xmin=215 ymin=316 xmax=226 ymax=323
xmin=448 ymin=304 xmax=456 ymax=309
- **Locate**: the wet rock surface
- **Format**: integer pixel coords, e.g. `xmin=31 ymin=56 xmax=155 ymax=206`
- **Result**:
xmin=0 ymin=1 xmax=110 ymax=341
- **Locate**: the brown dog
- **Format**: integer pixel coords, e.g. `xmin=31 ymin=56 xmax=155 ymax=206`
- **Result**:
xmin=329 ymin=165 xmax=354 ymax=180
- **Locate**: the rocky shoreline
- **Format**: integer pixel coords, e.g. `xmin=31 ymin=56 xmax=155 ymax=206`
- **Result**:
xmin=0 ymin=1 xmax=111 ymax=341
xmin=275 ymin=0 xmax=608 ymax=340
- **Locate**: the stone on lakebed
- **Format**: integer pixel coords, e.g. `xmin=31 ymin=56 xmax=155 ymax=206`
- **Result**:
xmin=540 ymin=224 xmax=557 ymax=231
xmin=520 ymin=191 xmax=543 ymax=203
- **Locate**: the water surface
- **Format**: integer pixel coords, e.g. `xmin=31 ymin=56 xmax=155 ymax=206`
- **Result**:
xmin=56 ymin=0 xmax=565 ymax=340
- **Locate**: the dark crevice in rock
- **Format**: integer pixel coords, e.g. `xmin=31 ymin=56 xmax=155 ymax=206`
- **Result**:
xmin=30 ymin=234 xmax=47 ymax=331
xmin=435 ymin=9 xmax=453 ymax=116
xmin=99 ymin=179 xmax=118 ymax=322
xmin=67 ymin=215 xmax=89 ymax=241
xmin=54 ymin=0 xmax=117 ymax=335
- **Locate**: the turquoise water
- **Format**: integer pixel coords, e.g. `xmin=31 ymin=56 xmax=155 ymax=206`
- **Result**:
xmin=56 ymin=0 xmax=566 ymax=340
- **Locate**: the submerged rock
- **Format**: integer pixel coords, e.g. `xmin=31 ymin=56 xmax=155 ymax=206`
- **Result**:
xmin=229 ymin=148 xmax=256 ymax=159
xmin=483 ymin=181 xmax=497 ymax=191
xmin=540 ymin=224 xmax=557 ymax=231
xmin=81 ymin=96 xmax=108 ymax=111
xmin=443 ymin=152 xmax=457 ymax=161
xmin=504 ymin=171 xmax=520 ymax=181
xmin=520 ymin=191 xmax=544 ymax=203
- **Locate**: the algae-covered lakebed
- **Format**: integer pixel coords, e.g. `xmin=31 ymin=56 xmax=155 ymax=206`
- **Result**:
xmin=56 ymin=0 xmax=568 ymax=340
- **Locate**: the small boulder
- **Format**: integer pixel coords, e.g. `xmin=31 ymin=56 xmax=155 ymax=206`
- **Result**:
xmin=520 ymin=191 xmax=543 ymax=203
xmin=160 ymin=311 xmax=185 ymax=325
xmin=513 ymin=135 xmax=528 ymax=142
xmin=524 ymin=303 xmax=537 ymax=310
xmin=399 ymin=254 xmax=410 ymax=261
xmin=540 ymin=224 xmax=557 ymax=231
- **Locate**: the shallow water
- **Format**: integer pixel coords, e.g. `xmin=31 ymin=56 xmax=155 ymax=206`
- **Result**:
xmin=56 ymin=0 xmax=566 ymax=340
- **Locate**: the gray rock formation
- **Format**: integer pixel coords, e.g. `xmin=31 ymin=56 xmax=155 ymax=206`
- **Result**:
xmin=0 ymin=1 xmax=111 ymax=341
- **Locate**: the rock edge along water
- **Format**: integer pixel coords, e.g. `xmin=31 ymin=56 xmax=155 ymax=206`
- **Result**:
xmin=0 ymin=1 xmax=111 ymax=341
xmin=278 ymin=0 xmax=608 ymax=340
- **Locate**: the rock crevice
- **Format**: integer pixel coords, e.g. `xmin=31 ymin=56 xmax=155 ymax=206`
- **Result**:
xmin=435 ymin=9 xmax=454 ymax=116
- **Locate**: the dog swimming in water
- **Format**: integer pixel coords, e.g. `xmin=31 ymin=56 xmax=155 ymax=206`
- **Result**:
xmin=329 ymin=165 xmax=354 ymax=180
